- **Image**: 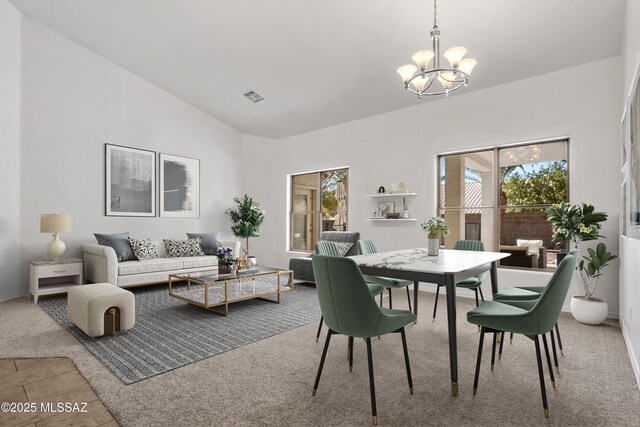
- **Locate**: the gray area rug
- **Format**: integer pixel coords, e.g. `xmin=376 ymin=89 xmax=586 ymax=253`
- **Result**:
xmin=39 ymin=283 xmax=321 ymax=384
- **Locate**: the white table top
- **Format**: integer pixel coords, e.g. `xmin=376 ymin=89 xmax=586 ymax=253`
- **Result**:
xmin=349 ymin=248 xmax=509 ymax=274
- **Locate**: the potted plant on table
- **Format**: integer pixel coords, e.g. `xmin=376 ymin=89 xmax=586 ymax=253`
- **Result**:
xmin=546 ymin=202 xmax=617 ymax=325
xmin=226 ymin=195 xmax=265 ymax=268
xmin=420 ymin=217 xmax=450 ymax=256
xmin=216 ymin=246 xmax=235 ymax=275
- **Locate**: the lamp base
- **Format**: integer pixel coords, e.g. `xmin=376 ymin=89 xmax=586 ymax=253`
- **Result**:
xmin=47 ymin=233 xmax=66 ymax=260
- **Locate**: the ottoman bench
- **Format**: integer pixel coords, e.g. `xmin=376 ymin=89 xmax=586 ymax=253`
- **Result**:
xmin=68 ymin=283 xmax=135 ymax=338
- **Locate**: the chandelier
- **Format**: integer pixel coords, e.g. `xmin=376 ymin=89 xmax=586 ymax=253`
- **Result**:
xmin=397 ymin=0 xmax=477 ymax=98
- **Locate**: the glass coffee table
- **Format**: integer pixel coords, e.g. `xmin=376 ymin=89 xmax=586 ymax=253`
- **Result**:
xmin=168 ymin=266 xmax=294 ymax=316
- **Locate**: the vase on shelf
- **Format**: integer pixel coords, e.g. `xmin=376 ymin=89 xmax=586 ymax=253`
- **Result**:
xmin=427 ymin=234 xmax=440 ymax=256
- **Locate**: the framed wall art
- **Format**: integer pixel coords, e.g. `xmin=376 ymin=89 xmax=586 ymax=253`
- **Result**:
xmin=159 ymin=153 xmax=200 ymax=218
xmin=105 ymin=144 xmax=156 ymax=217
xmin=628 ymin=63 xmax=640 ymax=240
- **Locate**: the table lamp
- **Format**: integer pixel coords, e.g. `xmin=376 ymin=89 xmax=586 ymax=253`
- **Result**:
xmin=40 ymin=213 xmax=72 ymax=259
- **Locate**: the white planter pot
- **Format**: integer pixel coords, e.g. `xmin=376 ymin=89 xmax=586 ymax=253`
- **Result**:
xmin=570 ymin=296 xmax=608 ymax=325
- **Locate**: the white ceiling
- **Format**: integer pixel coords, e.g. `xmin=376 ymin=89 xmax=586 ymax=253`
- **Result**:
xmin=10 ymin=0 xmax=626 ymax=139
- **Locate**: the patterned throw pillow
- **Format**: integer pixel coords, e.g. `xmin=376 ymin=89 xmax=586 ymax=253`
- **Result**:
xmin=163 ymin=237 xmax=205 ymax=258
xmin=334 ymin=242 xmax=353 ymax=257
xmin=128 ymin=238 xmax=159 ymax=261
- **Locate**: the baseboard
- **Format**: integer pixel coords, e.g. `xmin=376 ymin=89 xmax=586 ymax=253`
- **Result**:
xmin=621 ymin=319 xmax=640 ymax=389
xmin=0 ymin=291 xmax=28 ymax=304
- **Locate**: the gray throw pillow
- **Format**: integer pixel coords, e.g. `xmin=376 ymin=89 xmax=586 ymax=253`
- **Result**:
xmin=94 ymin=232 xmax=136 ymax=262
xmin=186 ymin=232 xmax=221 ymax=255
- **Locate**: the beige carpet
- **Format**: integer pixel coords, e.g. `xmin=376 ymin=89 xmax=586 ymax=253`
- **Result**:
xmin=1 ymin=285 xmax=639 ymax=426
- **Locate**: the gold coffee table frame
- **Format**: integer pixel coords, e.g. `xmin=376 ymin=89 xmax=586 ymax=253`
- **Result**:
xmin=168 ymin=267 xmax=294 ymax=316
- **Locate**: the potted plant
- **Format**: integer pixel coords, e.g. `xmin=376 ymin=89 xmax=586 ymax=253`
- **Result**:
xmin=546 ymin=202 xmax=617 ymax=325
xmin=420 ymin=217 xmax=450 ymax=256
xmin=226 ymin=195 xmax=265 ymax=266
xmin=216 ymin=246 xmax=234 ymax=274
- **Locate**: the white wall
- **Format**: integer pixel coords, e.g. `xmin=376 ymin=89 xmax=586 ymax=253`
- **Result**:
xmin=619 ymin=0 xmax=640 ymax=387
xmin=0 ymin=0 xmax=22 ymax=301
xmin=242 ymin=56 xmax=622 ymax=315
xmin=12 ymin=15 xmax=243 ymax=299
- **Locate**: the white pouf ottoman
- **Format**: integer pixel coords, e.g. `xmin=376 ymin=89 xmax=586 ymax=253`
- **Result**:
xmin=68 ymin=283 xmax=135 ymax=338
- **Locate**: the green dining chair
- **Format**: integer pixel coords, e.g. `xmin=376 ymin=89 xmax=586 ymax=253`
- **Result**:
xmin=467 ymin=253 xmax=577 ymax=418
xmin=311 ymin=255 xmax=416 ymax=426
xmin=358 ymin=240 xmax=414 ymax=311
xmin=432 ymin=240 xmax=486 ymax=322
xmin=493 ymin=250 xmax=579 ymax=368
xmin=314 ymin=241 xmax=384 ymax=342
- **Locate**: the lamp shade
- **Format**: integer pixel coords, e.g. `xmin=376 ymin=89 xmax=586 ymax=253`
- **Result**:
xmin=411 ymin=50 xmax=434 ymax=71
xmin=443 ymin=46 xmax=467 ymax=67
xmin=411 ymin=75 xmax=429 ymax=91
xmin=40 ymin=214 xmax=72 ymax=233
xmin=458 ymin=58 xmax=477 ymax=76
xmin=397 ymin=64 xmax=418 ymax=83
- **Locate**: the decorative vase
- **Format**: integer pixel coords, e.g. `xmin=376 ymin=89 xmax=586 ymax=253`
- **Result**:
xmin=570 ymin=296 xmax=608 ymax=325
xmin=218 ymin=262 xmax=232 ymax=275
xmin=427 ymin=234 xmax=440 ymax=256
xmin=246 ymin=256 xmax=257 ymax=269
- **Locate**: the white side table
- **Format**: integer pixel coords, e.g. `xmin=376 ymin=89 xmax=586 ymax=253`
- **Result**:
xmin=29 ymin=258 xmax=83 ymax=304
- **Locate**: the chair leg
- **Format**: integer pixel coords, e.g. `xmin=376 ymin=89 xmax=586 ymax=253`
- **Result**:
xmin=432 ymin=285 xmax=441 ymax=323
xmin=510 ymin=332 xmax=514 ymax=344
xmin=406 ymin=287 xmax=412 ymax=312
xmin=479 ymin=287 xmax=485 ymax=302
xmin=348 ymin=336 xmax=354 ymax=372
xmin=534 ymin=335 xmax=550 ymax=418
xmin=498 ymin=329 xmax=505 ymax=360
xmin=555 ymin=323 xmax=564 ymax=356
xmin=313 ymin=329 xmax=333 ymax=396
xmin=380 ymin=293 xmax=383 ymax=308
xmin=388 ymin=288 xmax=393 ymax=309
xmin=473 ymin=327 xmax=486 ymax=395
xmin=542 ymin=334 xmax=556 ymax=388
xmin=491 ymin=331 xmax=497 ymax=370
xmin=316 ymin=316 xmax=324 ymax=343
xmin=399 ymin=327 xmax=414 ymax=395
xmin=365 ymin=337 xmax=378 ymax=426
xmin=475 ymin=289 xmax=481 ymax=332
xmin=549 ymin=328 xmax=560 ymax=374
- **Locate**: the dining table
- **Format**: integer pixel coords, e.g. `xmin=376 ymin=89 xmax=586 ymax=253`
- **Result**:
xmin=349 ymin=248 xmax=510 ymax=396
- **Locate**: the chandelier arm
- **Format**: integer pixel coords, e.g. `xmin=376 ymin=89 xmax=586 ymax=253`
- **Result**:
xmin=407 ymin=68 xmax=469 ymax=84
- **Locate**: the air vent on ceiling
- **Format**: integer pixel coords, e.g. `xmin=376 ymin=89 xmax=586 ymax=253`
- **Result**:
xmin=243 ymin=91 xmax=264 ymax=103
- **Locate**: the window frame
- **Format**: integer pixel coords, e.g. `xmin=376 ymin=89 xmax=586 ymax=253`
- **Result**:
xmin=437 ymin=138 xmax=570 ymax=269
xmin=289 ymin=167 xmax=349 ymax=253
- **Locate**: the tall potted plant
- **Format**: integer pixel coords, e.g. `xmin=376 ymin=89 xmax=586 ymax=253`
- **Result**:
xmin=420 ymin=217 xmax=450 ymax=256
xmin=546 ymin=202 xmax=617 ymax=325
xmin=226 ymin=195 xmax=265 ymax=265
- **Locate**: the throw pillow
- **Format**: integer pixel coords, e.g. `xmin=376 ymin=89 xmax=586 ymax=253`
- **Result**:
xmin=163 ymin=238 xmax=205 ymax=258
xmin=516 ymin=239 xmax=544 ymax=256
xmin=186 ymin=232 xmax=221 ymax=255
xmin=334 ymin=242 xmax=353 ymax=257
xmin=128 ymin=238 xmax=159 ymax=261
xmin=94 ymin=232 xmax=136 ymax=262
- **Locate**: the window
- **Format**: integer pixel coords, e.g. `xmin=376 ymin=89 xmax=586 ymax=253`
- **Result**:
xmin=290 ymin=168 xmax=348 ymax=252
xmin=438 ymin=140 xmax=568 ymax=269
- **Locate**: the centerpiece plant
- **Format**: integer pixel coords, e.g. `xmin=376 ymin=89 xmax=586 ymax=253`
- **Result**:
xmin=225 ymin=195 xmax=265 ymax=258
xmin=420 ymin=217 xmax=450 ymax=256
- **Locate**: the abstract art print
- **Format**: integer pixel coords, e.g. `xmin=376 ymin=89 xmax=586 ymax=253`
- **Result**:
xmin=105 ymin=144 xmax=156 ymax=217
xmin=160 ymin=153 xmax=200 ymax=218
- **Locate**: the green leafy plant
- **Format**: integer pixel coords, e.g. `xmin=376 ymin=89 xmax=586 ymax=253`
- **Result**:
xmin=577 ymin=243 xmax=617 ymax=298
xmin=225 ymin=195 xmax=265 ymax=256
xmin=546 ymin=202 xmax=607 ymax=244
xmin=545 ymin=202 xmax=616 ymax=299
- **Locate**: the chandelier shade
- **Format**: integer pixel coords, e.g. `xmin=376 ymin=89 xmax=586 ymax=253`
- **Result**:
xmin=397 ymin=0 xmax=477 ymax=98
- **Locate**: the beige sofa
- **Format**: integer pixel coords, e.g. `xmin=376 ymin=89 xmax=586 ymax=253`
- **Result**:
xmin=82 ymin=240 xmax=241 ymax=287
